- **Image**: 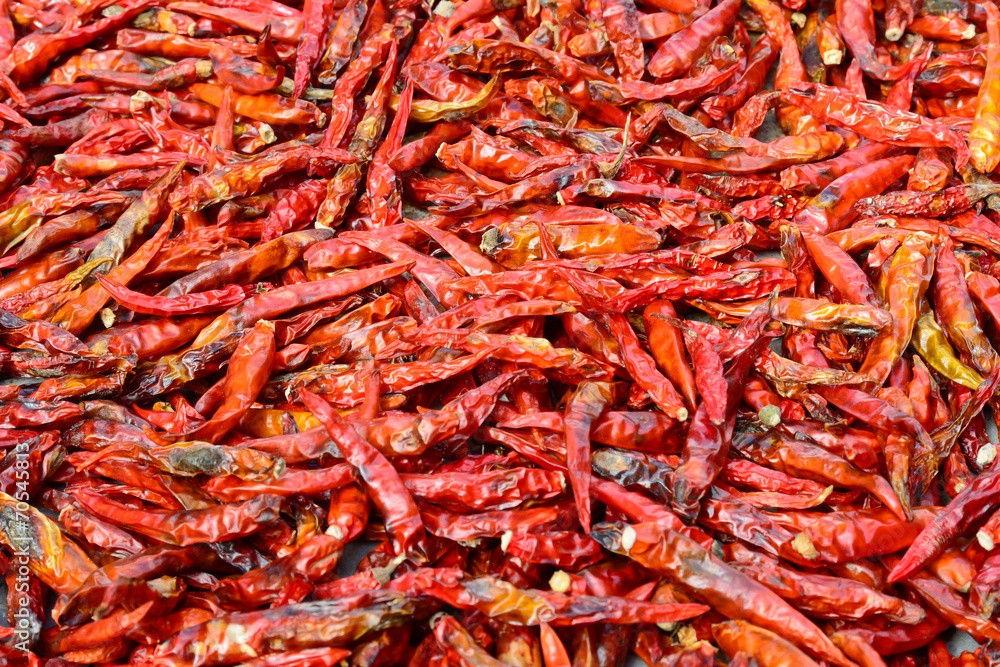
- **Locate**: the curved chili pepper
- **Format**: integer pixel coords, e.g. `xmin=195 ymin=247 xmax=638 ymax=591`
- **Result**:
xmin=703 ymin=33 xmax=778 ymax=121
xmin=714 ymin=620 xmax=821 ymax=666
xmin=793 ymin=155 xmax=915 ymax=233
xmin=836 ymin=0 xmax=909 ymax=80
xmin=856 ymin=233 xmax=936 ymax=385
xmin=592 ymin=522 xmax=852 ymax=666
xmin=648 ymin=0 xmax=740 ymax=79
xmin=911 ymin=305 xmax=984 ymax=390
xmin=51 ymin=208 xmax=175 ymax=335
xmin=71 ymin=488 xmax=282 ymax=547
xmin=299 ymin=389 xmax=424 ymax=556
xmin=784 ymin=83 xmax=970 ymax=165
xmin=932 ymin=237 xmax=998 ymax=373
xmin=390 ymin=568 xmax=707 ymax=625
xmin=100 ymin=266 xmax=250 ymax=313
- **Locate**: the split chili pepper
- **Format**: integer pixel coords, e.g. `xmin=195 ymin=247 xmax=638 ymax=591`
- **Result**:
xmin=0 ymin=492 xmax=95 ymax=594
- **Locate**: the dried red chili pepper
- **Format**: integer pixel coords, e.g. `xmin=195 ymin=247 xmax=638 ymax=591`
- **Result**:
xmin=593 ymin=522 xmax=852 ymax=666
xmin=969 ymin=0 xmax=1000 ymax=173
xmin=2 ymin=0 xmax=1000 ymax=662
xmin=389 ymin=568 xmax=707 ymax=625
xmin=299 ymin=389 xmax=424 ymax=556
xmin=784 ymin=83 xmax=971 ymax=165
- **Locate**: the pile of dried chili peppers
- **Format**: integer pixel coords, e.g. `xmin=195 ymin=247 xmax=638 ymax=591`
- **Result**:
xmin=6 ymin=0 xmax=1000 ymax=663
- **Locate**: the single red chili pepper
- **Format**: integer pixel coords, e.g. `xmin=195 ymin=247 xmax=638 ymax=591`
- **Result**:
xmin=299 ymin=389 xmax=424 ymax=556
xmin=648 ymin=0 xmax=740 ymax=79
xmin=593 ymin=522 xmax=852 ymax=666
xmin=97 ymin=276 xmax=249 ymax=317
xmin=7 ymin=0 xmax=156 ymax=83
xmin=315 ymin=0 xmax=370 ymax=84
xmin=51 ymin=208 xmax=175 ymax=335
xmin=189 ymin=261 xmax=413 ymax=349
xmin=736 ymin=432 xmax=908 ymax=520
xmin=713 ymin=620 xmax=822 ymax=667
xmin=340 ymin=231 xmax=465 ymax=309
xmin=160 ymin=229 xmax=330 ymax=296
xmin=390 ymin=568 xmax=707 ymax=625
xmin=855 ymin=233 xmax=936 ymax=386
xmin=970 ymin=3 xmax=1000 ymax=173
xmin=837 ymin=611 xmax=950 ymax=656
xmin=71 ymin=488 xmax=282 ymax=546
xmin=793 ymin=155 xmax=916 ymax=233
xmin=560 ymin=381 xmax=621 ymax=531
xmin=785 ymin=83 xmax=971 ymax=165
xmin=671 ymin=329 xmax=771 ymax=518
xmin=147 ymin=590 xmax=425 ymax=665
xmin=890 ymin=461 xmax=1000 ymax=584
xmin=421 ymin=500 xmax=577 ymax=542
